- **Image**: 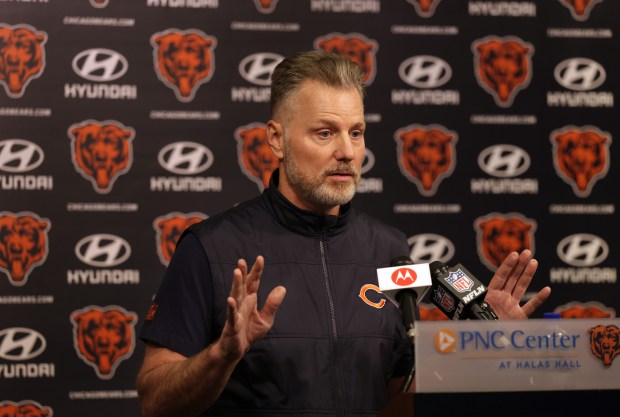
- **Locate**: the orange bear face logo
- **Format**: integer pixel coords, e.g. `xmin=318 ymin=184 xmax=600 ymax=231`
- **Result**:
xmin=559 ymin=0 xmax=602 ymax=21
xmin=472 ymin=36 xmax=534 ymax=107
xmin=154 ymin=212 xmax=206 ymax=265
xmin=588 ymin=325 xmax=620 ymax=367
xmin=556 ymin=302 xmax=614 ymax=319
xmin=550 ymin=126 xmax=611 ymax=198
xmin=235 ymin=122 xmax=278 ymax=191
xmin=71 ymin=306 xmax=137 ymax=379
xmin=314 ymin=33 xmax=379 ymax=85
xmin=475 ymin=213 xmax=536 ymax=270
xmin=253 ymin=0 xmax=279 ymax=13
xmin=0 ymin=24 xmax=47 ymax=98
xmin=0 ymin=212 xmax=50 ymax=286
xmin=395 ymin=124 xmax=457 ymax=196
xmin=151 ymin=29 xmax=217 ymax=102
xmin=407 ymin=0 xmax=443 ymax=18
xmin=0 ymin=401 xmax=52 ymax=417
xmin=68 ymin=120 xmax=134 ymax=194
xmin=419 ymin=303 xmax=449 ymax=320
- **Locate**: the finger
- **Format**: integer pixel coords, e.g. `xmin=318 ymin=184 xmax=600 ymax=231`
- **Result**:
xmin=511 ymin=258 xmax=538 ymax=301
xmin=486 ymin=251 xmax=519 ymax=291
xmin=521 ymin=286 xmax=552 ymax=317
xmin=260 ymin=286 xmax=286 ymax=324
xmin=247 ymin=255 xmax=264 ymax=294
xmin=231 ymin=267 xmax=245 ymax=305
xmin=225 ymin=296 xmax=238 ymax=331
xmin=237 ymin=258 xmax=248 ymax=286
xmin=503 ymin=250 xmax=533 ymax=294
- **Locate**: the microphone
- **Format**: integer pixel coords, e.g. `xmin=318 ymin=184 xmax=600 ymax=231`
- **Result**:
xmin=429 ymin=261 xmax=498 ymax=320
xmin=377 ymin=256 xmax=432 ymax=338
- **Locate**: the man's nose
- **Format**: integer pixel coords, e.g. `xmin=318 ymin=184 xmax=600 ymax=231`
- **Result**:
xmin=334 ymin=135 xmax=355 ymax=161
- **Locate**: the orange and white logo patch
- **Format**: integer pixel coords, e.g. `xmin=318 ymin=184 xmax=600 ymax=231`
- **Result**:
xmin=151 ymin=29 xmax=217 ymax=102
xmin=71 ymin=305 xmax=137 ymax=379
xmin=407 ymin=0 xmax=443 ymax=18
xmin=68 ymin=120 xmax=135 ymax=194
xmin=154 ymin=212 xmax=206 ymax=265
xmin=472 ymin=36 xmax=534 ymax=107
xmin=0 ymin=24 xmax=47 ymax=98
xmin=434 ymin=328 xmax=457 ymax=353
xmin=559 ymin=0 xmax=603 ymax=21
xmin=314 ymin=32 xmax=379 ymax=85
xmin=0 ymin=400 xmax=52 ymax=417
xmin=235 ymin=122 xmax=278 ymax=191
xmin=394 ymin=124 xmax=458 ymax=196
xmin=550 ymin=126 xmax=611 ymax=198
xmin=475 ymin=213 xmax=536 ymax=271
xmin=0 ymin=211 xmax=50 ymax=287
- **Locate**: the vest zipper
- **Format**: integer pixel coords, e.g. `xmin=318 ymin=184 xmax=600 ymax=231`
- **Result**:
xmin=319 ymin=237 xmax=347 ymax=416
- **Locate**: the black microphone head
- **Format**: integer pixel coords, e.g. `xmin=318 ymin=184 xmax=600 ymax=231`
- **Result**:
xmin=429 ymin=261 xmax=449 ymax=276
xmin=390 ymin=255 xmax=414 ymax=267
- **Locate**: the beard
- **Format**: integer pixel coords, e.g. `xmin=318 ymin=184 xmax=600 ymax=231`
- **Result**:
xmin=282 ymin=136 xmax=361 ymax=210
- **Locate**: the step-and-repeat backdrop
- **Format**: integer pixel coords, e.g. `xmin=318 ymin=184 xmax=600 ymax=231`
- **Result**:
xmin=1 ymin=0 xmax=617 ymax=415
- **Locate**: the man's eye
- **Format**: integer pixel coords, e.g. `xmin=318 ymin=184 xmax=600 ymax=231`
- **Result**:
xmin=351 ymin=131 xmax=363 ymax=138
xmin=318 ymin=131 xmax=331 ymax=138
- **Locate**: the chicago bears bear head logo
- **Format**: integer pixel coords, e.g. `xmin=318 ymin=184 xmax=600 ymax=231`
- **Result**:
xmin=420 ymin=303 xmax=449 ymax=320
xmin=71 ymin=305 xmax=137 ymax=379
xmin=235 ymin=122 xmax=278 ymax=191
xmin=90 ymin=0 xmax=109 ymax=7
xmin=154 ymin=212 xmax=206 ymax=265
xmin=68 ymin=120 xmax=134 ymax=194
xmin=475 ymin=213 xmax=536 ymax=271
xmin=253 ymin=0 xmax=279 ymax=13
xmin=151 ymin=29 xmax=217 ymax=102
xmin=0 ymin=24 xmax=47 ymax=99
xmin=550 ymin=126 xmax=611 ymax=198
xmin=559 ymin=0 xmax=603 ymax=21
xmin=556 ymin=301 xmax=614 ymax=319
xmin=394 ymin=124 xmax=457 ymax=196
xmin=0 ymin=401 xmax=52 ymax=417
xmin=472 ymin=36 xmax=534 ymax=107
xmin=314 ymin=33 xmax=378 ymax=85
xmin=588 ymin=324 xmax=620 ymax=367
xmin=0 ymin=211 xmax=50 ymax=287
xmin=407 ymin=0 xmax=443 ymax=18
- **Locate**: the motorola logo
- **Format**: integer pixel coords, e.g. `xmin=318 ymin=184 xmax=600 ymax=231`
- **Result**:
xmin=158 ymin=141 xmax=214 ymax=175
xmin=238 ymin=52 xmax=284 ymax=86
xmin=478 ymin=144 xmax=530 ymax=178
xmin=361 ymin=148 xmax=375 ymax=175
xmin=75 ymin=234 xmax=131 ymax=267
xmin=72 ymin=48 xmax=129 ymax=82
xmin=554 ymin=58 xmax=606 ymax=91
xmin=408 ymin=234 xmax=455 ymax=264
xmin=557 ymin=233 xmax=608 ymax=267
xmin=0 ymin=139 xmax=44 ymax=173
xmin=0 ymin=327 xmax=46 ymax=361
xmin=398 ymin=55 xmax=452 ymax=89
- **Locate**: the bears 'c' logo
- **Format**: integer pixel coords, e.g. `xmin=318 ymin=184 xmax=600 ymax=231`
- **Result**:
xmin=559 ymin=0 xmax=603 ymax=21
xmin=0 ymin=24 xmax=47 ymax=98
xmin=68 ymin=120 xmax=135 ymax=194
xmin=475 ymin=213 xmax=536 ymax=271
xmin=394 ymin=124 xmax=458 ymax=197
xmin=0 ymin=211 xmax=50 ymax=287
xmin=154 ymin=212 xmax=206 ymax=265
xmin=71 ymin=305 xmax=137 ymax=379
xmin=0 ymin=400 xmax=52 ymax=417
xmin=556 ymin=301 xmax=614 ymax=319
xmin=235 ymin=122 xmax=278 ymax=191
xmin=407 ymin=0 xmax=443 ymax=18
xmin=550 ymin=126 xmax=611 ymax=198
xmin=588 ymin=324 xmax=620 ymax=367
xmin=314 ymin=32 xmax=379 ymax=85
xmin=472 ymin=36 xmax=534 ymax=107
xmin=151 ymin=29 xmax=217 ymax=102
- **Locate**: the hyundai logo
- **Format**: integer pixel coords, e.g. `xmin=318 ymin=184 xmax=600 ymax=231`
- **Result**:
xmin=158 ymin=141 xmax=214 ymax=175
xmin=239 ymin=52 xmax=284 ymax=86
xmin=554 ymin=58 xmax=606 ymax=91
xmin=72 ymin=48 xmax=128 ymax=82
xmin=398 ymin=55 xmax=452 ymax=89
xmin=0 ymin=139 xmax=44 ymax=173
xmin=557 ymin=233 xmax=608 ymax=267
xmin=75 ymin=234 xmax=131 ymax=267
xmin=478 ymin=144 xmax=530 ymax=178
xmin=408 ymin=233 xmax=455 ymax=264
xmin=0 ymin=327 xmax=46 ymax=361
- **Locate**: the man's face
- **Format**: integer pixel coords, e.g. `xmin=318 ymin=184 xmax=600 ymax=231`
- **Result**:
xmin=275 ymin=80 xmax=365 ymax=215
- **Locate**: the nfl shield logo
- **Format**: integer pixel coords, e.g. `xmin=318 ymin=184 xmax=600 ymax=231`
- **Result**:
xmin=445 ymin=269 xmax=474 ymax=293
xmin=433 ymin=287 xmax=455 ymax=312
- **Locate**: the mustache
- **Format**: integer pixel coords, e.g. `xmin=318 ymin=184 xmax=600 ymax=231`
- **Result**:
xmin=323 ymin=163 xmax=361 ymax=178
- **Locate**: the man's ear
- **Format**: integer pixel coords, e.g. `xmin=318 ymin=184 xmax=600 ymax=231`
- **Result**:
xmin=267 ymin=119 xmax=285 ymax=160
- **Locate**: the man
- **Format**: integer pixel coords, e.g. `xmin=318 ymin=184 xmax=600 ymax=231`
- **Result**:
xmin=137 ymin=51 xmax=551 ymax=417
